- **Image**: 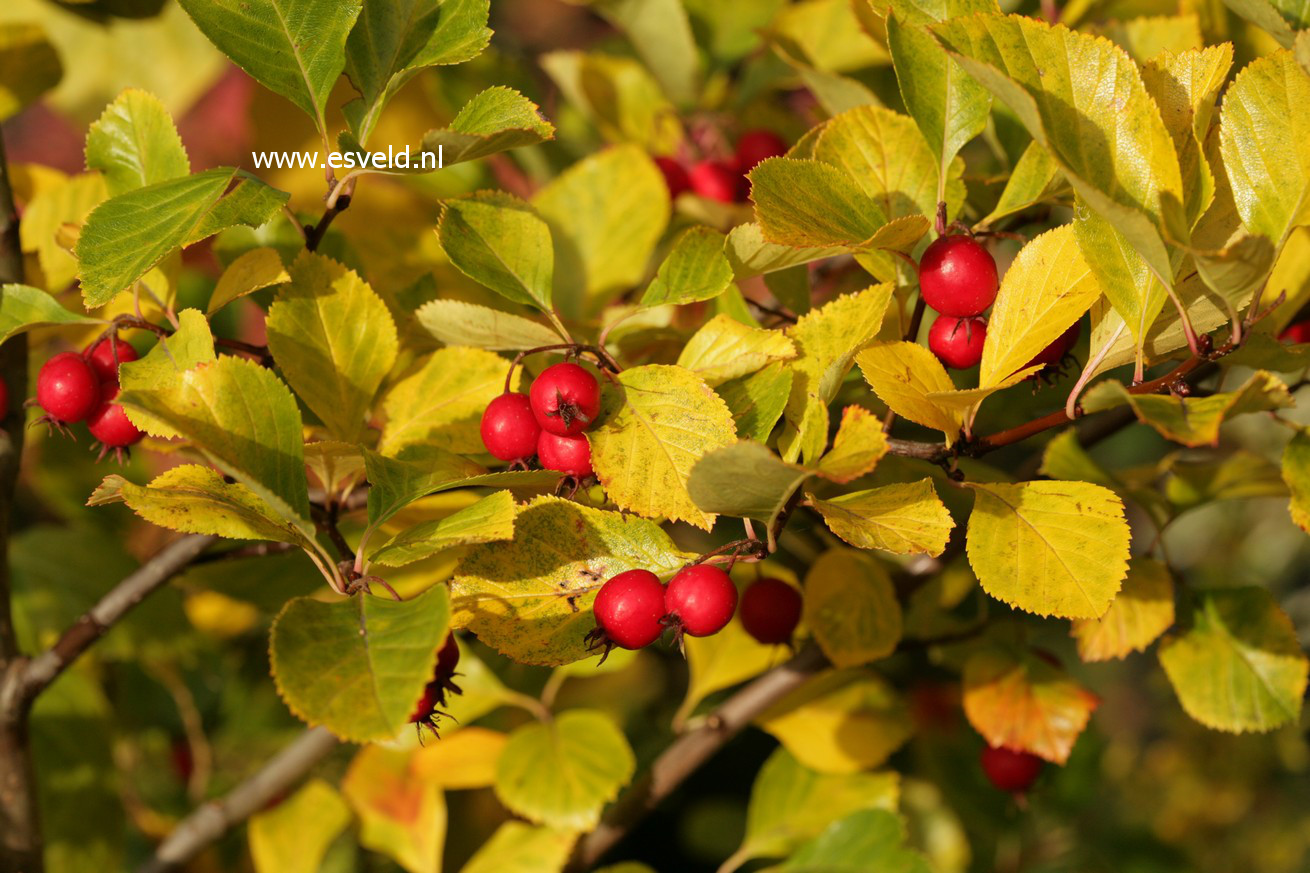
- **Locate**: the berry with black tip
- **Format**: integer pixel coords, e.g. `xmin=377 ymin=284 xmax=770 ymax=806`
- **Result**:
xmin=586 ymin=569 xmax=667 ymax=657
xmin=529 ymin=362 xmax=601 ymax=437
xmin=689 ymin=159 xmax=742 ymax=203
xmin=84 ymin=336 xmax=139 ymax=385
xmin=929 ymin=315 xmax=987 ymax=370
xmin=665 ymin=564 xmax=738 ymax=638
xmin=739 ymin=577 xmax=802 ymax=645
xmin=980 ymin=745 xmax=1045 ymax=793
xmin=538 ymin=431 xmax=593 ymax=478
xmin=480 ymin=393 xmax=540 ymax=462
xmin=654 ymin=156 xmax=691 ymax=199
xmin=918 ymin=234 xmax=999 ymax=317
xmin=36 ymin=352 xmax=101 ymax=424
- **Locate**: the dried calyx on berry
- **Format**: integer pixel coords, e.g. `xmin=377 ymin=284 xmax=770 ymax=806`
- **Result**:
xmin=928 ymin=315 xmax=987 ymax=370
xmin=530 ymin=362 xmax=601 ymax=436
xmin=409 ymin=633 xmax=463 ymax=740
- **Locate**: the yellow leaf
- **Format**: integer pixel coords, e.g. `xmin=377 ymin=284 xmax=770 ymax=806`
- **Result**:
xmin=815 ymin=406 xmax=888 ymax=483
xmin=343 ymin=746 xmax=446 ymax=873
xmin=679 ymin=614 xmax=782 ymax=725
xmin=675 ymin=314 xmax=796 ymax=386
xmin=249 ymin=779 xmax=352 ymax=873
xmin=412 ymin=727 xmax=508 ymax=789
xmin=380 ymin=347 xmax=517 ymax=457
xmin=807 ymin=479 xmax=954 ymax=557
xmin=183 ymin=590 xmax=260 ymax=639
xmin=1072 ymin=557 xmax=1175 ymax=662
xmin=856 ymin=342 xmax=962 ymax=443
xmin=1282 ymin=428 xmax=1310 ymax=532
xmin=804 ymin=549 xmax=902 ymax=668
xmin=208 ymin=247 xmax=288 ymax=315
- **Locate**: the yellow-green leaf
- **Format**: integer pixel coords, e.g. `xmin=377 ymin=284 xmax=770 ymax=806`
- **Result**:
xmin=803 ymin=549 xmax=901 ymax=668
xmin=688 ymin=441 xmax=813 ymax=526
xmin=676 ymin=314 xmax=796 ymax=387
xmin=718 ymin=363 xmax=794 ymax=442
xmin=438 ymin=191 xmax=555 ymax=313
xmin=749 ymin=158 xmax=888 ymax=249
xmin=84 ymin=88 xmax=190 ymax=197
xmin=1282 ymin=428 xmax=1310 ymax=532
xmin=679 ymin=615 xmax=781 ymax=724
xmin=380 ymin=346 xmax=516 ymax=456
xmin=370 ymin=491 xmax=517 ymax=568
xmin=249 ymin=779 xmax=351 ymax=873
xmin=1072 ymin=557 xmax=1174 ymax=662
xmin=641 ymin=226 xmax=734 ymax=307
xmin=856 ymin=342 xmax=963 ymax=444
xmin=459 ymin=822 xmax=575 ymax=873
xmin=416 ymin=299 xmax=562 ymax=351
xmin=207 ymin=247 xmax=288 ymax=315
xmin=807 ymin=479 xmax=953 ymax=557
xmin=981 ymin=142 xmax=1070 ymax=227
xmin=343 ymin=745 xmax=446 ymax=873
xmin=815 ymin=406 xmax=888 ymax=483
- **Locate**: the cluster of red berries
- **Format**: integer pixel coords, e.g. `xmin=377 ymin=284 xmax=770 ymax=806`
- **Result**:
xmin=480 ymin=362 xmax=601 ymax=478
xmin=919 ymin=233 xmax=1078 ymax=374
xmin=587 ymin=565 xmax=802 ymax=657
xmin=408 ymin=633 xmax=462 ymax=739
xmin=654 ymin=129 xmax=789 ymax=204
xmin=34 ymin=337 xmax=144 ymax=461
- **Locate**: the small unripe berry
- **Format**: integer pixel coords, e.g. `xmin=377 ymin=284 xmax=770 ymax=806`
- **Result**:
xmin=689 ymin=159 xmax=743 ymax=203
xmin=1279 ymin=320 xmax=1310 ymax=344
xmin=480 ymin=393 xmax=540 ymax=461
xmin=735 ymin=130 xmax=788 ymax=174
xmin=928 ymin=316 xmax=987 ymax=370
xmin=665 ymin=564 xmax=738 ymax=637
xmin=84 ymin=337 xmax=139 ymax=385
xmin=87 ymin=386 xmax=144 ymax=449
xmin=654 ymin=156 xmax=691 ymax=199
xmin=591 ymin=569 xmax=667 ymax=650
xmin=980 ymin=745 xmax=1044 ymax=793
xmin=1026 ymin=322 xmax=1081 ymax=371
xmin=537 ymin=431 xmax=593 ymax=478
xmin=529 ymin=363 xmax=601 ymax=437
xmin=36 ymin=352 xmax=101 ymax=424
xmin=918 ymin=235 xmax=999 ymax=317
xmin=739 ymin=577 xmax=802 ymax=645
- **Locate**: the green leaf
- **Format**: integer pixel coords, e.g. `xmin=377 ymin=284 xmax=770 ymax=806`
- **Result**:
xmin=718 ymin=363 xmax=793 ymax=442
xmin=804 ymin=548 xmax=902 ymax=668
xmin=271 ymin=584 xmax=451 ymax=742
xmin=379 ymin=346 xmax=516 ymax=456
xmin=725 ymin=222 xmax=847 ymax=281
xmin=249 ymin=779 xmax=352 ymax=873
xmin=965 ymin=480 xmax=1130 ymax=619
xmin=266 ymin=251 xmax=398 ymax=441
xmin=963 ymin=644 xmax=1099 ymax=763
xmin=1159 ymin=587 xmax=1308 ymax=732
xmin=533 ymin=144 xmax=670 ymax=318
xmin=590 ymin=364 xmax=737 ymax=530
xmin=780 ymin=809 xmax=931 ymax=873
xmin=980 ymin=142 xmax=1070 ymax=227
xmin=749 ymin=158 xmax=887 ymax=249
xmin=593 ymin=0 xmax=701 ymax=105
xmin=856 ymin=342 xmax=963 ymax=444
xmin=808 ymin=479 xmax=954 ymax=557
xmin=416 ymin=299 xmax=561 ymax=351
xmin=687 ymin=441 xmax=813 ymax=525
xmin=815 ymin=405 xmax=888 ymax=483
xmin=370 ymin=491 xmax=517 ymax=567
xmin=117 ymin=308 xmax=216 ymax=438
xmin=84 ymin=89 xmax=190 ymax=196
xmin=675 ymin=314 xmax=796 ymax=386
xmin=495 ymin=710 xmax=635 ymax=830
xmin=0 ymin=22 xmax=61 ymax=122
xmin=178 ymin=0 xmax=363 ymax=134
xmin=76 ymin=168 xmax=288 ymax=307
xmin=438 ymin=191 xmax=556 ymax=314
xmin=450 ymin=497 xmax=690 ymax=665
xmin=459 ymin=822 xmax=575 ymax=873
xmin=362 ymin=447 xmax=501 ymax=531
xmin=343 ymin=745 xmax=446 ymax=873
xmin=641 ymin=227 xmax=734 ymax=308
xmin=0 ymin=283 xmax=101 ymax=344
xmin=1282 ymin=428 xmax=1310 ymax=532
xmin=207 ymin=247 xmax=289 ymax=315
xmin=1223 ymin=0 xmax=1304 ymax=45
xmin=1072 ymin=557 xmax=1174 ymax=662
xmin=1220 ymin=50 xmax=1310 ymax=247
xmin=539 ymin=51 xmax=682 ymax=153
xmin=417 ymin=86 xmax=554 ymax=166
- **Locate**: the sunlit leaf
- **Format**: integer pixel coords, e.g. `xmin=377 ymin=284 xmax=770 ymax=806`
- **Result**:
xmin=642 ymin=227 xmax=734 ymax=308
xmin=856 ymin=342 xmax=963 ymax=444
xmin=379 ymin=346 xmax=516 ymax=456
xmin=808 ymin=479 xmax=953 ymax=557
xmin=675 ymin=314 xmax=796 ymax=387
xmin=1072 ymin=557 xmax=1174 ymax=662
xmin=814 ymin=406 xmax=888 ymax=483
xmin=370 ymin=491 xmax=517 ymax=567
xmin=459 ymin=821 xmax=575 ymax=873
xmin=84 ymin=88 xmax=190 ymax=196
xmin=207 ymin=246 xmax=288 ymax=315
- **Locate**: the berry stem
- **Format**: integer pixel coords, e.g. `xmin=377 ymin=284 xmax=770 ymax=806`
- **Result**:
xmin=503 ymin=343 xmax=622 ymax=394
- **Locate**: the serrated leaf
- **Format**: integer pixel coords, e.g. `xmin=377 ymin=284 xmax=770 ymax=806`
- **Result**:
xmin=804 ymin=549 xmax=901 ymax=668
xmin=808 ymin=479 xmax=953 ymax=557
xmin=856 ymin=342 xmax=963 ymax=444
xmin=1223 ymin=0 xmax=1304 ymax=46
xmin=725 ymin=222 xmax=847 ymax=281
xmin=0 ymin=22 xmax=61 ymax=122
xmin=178 ymin=0 xmax=362 ymax=134
xmin=687 ymin=441 xmax=813 ymax=524
xmin=979 ymin=225 xmax=1102 ymax=388
xmin=117 ymin=308 xmax=216 ymax=438
xmin=980 ymin=142 xmax=1070 ymax=227
xmin=415 ymin=299 xmax=560 ymax=351
xmin=459 ymin=822 xmax=574 ymax=873
xmin=963 ymin=645 xmax=1098 ymax=763
xmin=271 ymin=584 xmax=451 ymax=742
xmin=675 ymin=314 xmax=796 ymax=386
xmin=1072 ymin=557 xmax=1174 ymax=662
xmin=965 ymin=480 xmax=1130 ymax=619
xmin=266 ymin=251 xmax=398 ymax=441
xmin=750 ymin=158 xmax=887 ymax=249
xmin=0 ymin=283 xmax=101 ymax=344
xmin=370 ymin=491 xmax=516 ymax=567
xmin=342 ymin=745 xmax=446 ymax=873
xmin=590 ymin=364 xmax=737 ymax=530
xmin=249 ymin=779 xmax=352 ymax=873
xmin=450 ymin=498 xmax=690 ymax=665
xmin=718 ymin=363 xmax=793 ymax=442
xmin=379 ymin=346 xmax=516 ymax=456
xmin=779 ymin=809 xmax=931 ymax=873
xmin=495 ymin=710 xmax=635 ymax=830
xmin=815 ymin=405 xmax=888 ymax=483
xmin=641 ymin=226 xmax=733 ymax=307
xmin=1159 ymin=587 xmax=1308 ymax=732
xmin=416 ymin=86 xmax=554 ymax=166
xmin=84 ymin=89 xmax=190 ymax=196
xmin=438 ymin=191 xmax=555 ymax=313
xmin=207 ymin=247 xmax=288 ymax=315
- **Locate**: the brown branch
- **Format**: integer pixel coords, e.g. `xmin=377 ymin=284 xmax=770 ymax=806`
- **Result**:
xmin=138 ymin=727 xmax=340 ymax=873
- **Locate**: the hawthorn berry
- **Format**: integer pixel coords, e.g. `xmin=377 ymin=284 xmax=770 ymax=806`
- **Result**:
xmin=529 ymin=362 xmax=601 ymax=437
xmin=665 ymin=564 xmax=738 ymax=638
xmin=980 ymin=745 xmax=1045 ymax=793
xmin=537 ymin=431 xmax=593 ymax=478
xmin=739 ymin=577 xmax=802 ymax=645
xmin=84 ymin=336 xmax=139 ymax=385
xmin=654 ymin=156 xmax=691 ymax=199
xmin=1279 ymin=320 xmax=1310 ymax=344
xmin=735 ymin=129 xmax=788 ymax=174
xmin=928 ymin=316 xmax=987 ymax=370
xmin=587 ymin=569 xmax=667 ymax=655
xmin=409 ymin=634 xmax=463 ymax=736
xmin=689 ymin=158 xmax=742 ymax=203
xmin=1026 ymin=322 xmax=1081 ymax=371
xmin=87 ymin=386 xmax=145 ymax=460
xmin=918 ymin=234 xmax=999 ymax=317
xmin=0 ymin=378 xmax=7 ymax=420
xmin=36 ymin=352 xmax=101 ymax=424
xmin=480 ymin=393 xmax=540 ymax=461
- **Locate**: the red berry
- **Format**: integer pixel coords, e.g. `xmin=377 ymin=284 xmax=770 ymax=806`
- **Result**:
xmin=591 ymin=569 xmax=667 ymax=650
xmin=1279 ymin=320 xmax=1310 ymax=344
xmin=87 ymin=386 xmax=144 ymax=448
xmin=739 ymin=577 xmax=802 ymax=645
xmin=480 ymin=393 xmax=540 ymax=461
xmin=735 ymin=129 xmax=788 ymax=174
xmin=537 ymin=431 xmax=593 ymax=478
xmin=928 ymin=316 xmax=987 ymax=370
xmin=410 ymin=634 xmax=463 ymax=725
xmin=36 ymin=352 xmax=100 ymax=423
xmin=689 ymin=159 xmax=743 ymax=203
xmin=654 ymin=156 xmax=691 ymax=199
xmin=665 ymin=564 xmax=738 ymax=637
xmin=83 ymin=337 xmax=139 ymax=384
xmin=529 ymin=363 xmax=601 ymax=437
xmin=409 ymin=682 xmax=442 ymax=723
xmin=1026 ymin=322 xmax=1081 ymax=371
xmin=980 ymin=745 xmax=1045 ymax=793
xmin=918 ymin=235 xmax=999 ymax=317
xmin=0 ymin=378 xmax=8 ymax=420
xmin=435 ymin=633 xmax=460 ymax=679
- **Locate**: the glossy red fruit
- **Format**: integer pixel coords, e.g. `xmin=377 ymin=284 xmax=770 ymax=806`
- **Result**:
xmin=735 ymin=129 xmax=788 ymax=173
xmin=591 ymin=569 xmax=667 ymax=650
xmin=87 ymin=387 xmax=144 ymax=448
xmin=1279 ymin=320 xmax=1310 ymax=344
xmin=480 ymin=393 xmax=540 ymax=461
xmin=689 ymin=159 xmax=742 ymax=203
xmin=410 ymin=634 xmax=463 ymax=725
xmin=928 ymin=316 xmax=987 ymax=369
xmin=665 ymin=564 xmax=738 ymax=637
xmin=918 ymin=235 xmax=999 ymax=317
xmin=739 ymin=577 xmax=802 ymax=645
xmin=0 ymin=378 xmax=8 ymax=420
xmin=83 ymin=337 xmax=139 ymax=384
xmin=435 ymin=633 xmax=460 ymax=679
xmin=1026 ymin=322 xmax=1081 ymax=370
xmin=981 ymin=745 xmax=1045 ymax=793
xmin=36 ymin=352 xmax=101 ymax=423
xmin=654 ymin=156 xmax=691 ymax=199
xmin=538 ymin=431 xmax=593 ymax=478
xmin=529 ymin=363 xmax=601 ymax=436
